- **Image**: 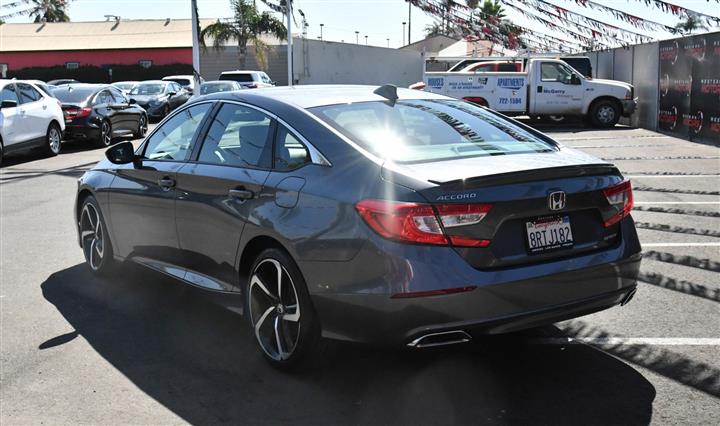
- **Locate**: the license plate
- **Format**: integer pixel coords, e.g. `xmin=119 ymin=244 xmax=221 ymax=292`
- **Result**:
xmin=525 ymin=215 xmax=574 ymax=254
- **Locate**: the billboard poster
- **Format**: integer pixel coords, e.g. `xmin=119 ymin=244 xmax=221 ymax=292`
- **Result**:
xmin=658 ymin=32 xmax=720 ymax=143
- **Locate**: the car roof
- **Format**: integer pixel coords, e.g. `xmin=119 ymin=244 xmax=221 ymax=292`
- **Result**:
xmin=220 ymin=70 xmax=262 ymax=74
xmin=162 ymin=75 xmax=193 ymax=79
xmin=52 ymin=83 xmax=108 ymax=92
xmin=198 ymin=84 xmax=450 ymax=109
xmin=137 ymin=80 xmax=168 ymax=84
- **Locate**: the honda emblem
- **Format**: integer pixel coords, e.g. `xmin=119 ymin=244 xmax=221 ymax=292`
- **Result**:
xmin=548 ymin=191 xmax=566 ymax=211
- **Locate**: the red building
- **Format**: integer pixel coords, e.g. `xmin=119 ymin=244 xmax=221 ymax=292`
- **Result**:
xmin=0 ymin=18 xmax=215 ymax=77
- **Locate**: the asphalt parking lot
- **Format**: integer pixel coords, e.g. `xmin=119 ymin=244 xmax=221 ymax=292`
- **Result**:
xmin=1 ymin=124 xmax=718 ymax=425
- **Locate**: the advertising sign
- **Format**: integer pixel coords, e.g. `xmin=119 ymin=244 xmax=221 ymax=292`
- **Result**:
xmin=658 ymin=32 xmax=720 ymax=142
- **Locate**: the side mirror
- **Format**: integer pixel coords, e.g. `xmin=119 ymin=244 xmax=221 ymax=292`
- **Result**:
xmin=1 ymin=100 xmax=18 ymax=109
xmin=167 ymin=91 xmax=177 ymax=97
xmin=106 ymin=141 xmax=138 ymax=164
xmin=128 ymin=98 xmax=137 ymax=105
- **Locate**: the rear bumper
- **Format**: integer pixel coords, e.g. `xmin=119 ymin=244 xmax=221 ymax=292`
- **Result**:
xmin=63 ymin=125 xmax=100 ymax=141
xmin=307 ymin=218 xmax=642 ymax=346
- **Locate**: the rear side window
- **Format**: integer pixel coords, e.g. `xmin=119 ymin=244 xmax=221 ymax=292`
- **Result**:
xmin=1 ymin=84 xmax=19 ymax=105
xmin=274 ymin=125 xmax=310 ymax=171
xmin=197 ymin=103 xmax=273 ymax=168
xmin=143 ymin=103 xmax=211 ymax=161
xmin=311 ymin=100 xmax=554 ymax=163
xmin=498 ymin=63 xmax=520 ymax=72
xmin=16 ymin=83 xmax=42 ymax=103
xmin=94 ymin=91 xmax=113 ymax=105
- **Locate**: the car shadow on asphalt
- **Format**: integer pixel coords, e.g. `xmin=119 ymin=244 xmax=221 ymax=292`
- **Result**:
xmin=0 ymin=137 xmax=136 ymax=169
xmin=41 ymin=263 xmax=656 ymax=425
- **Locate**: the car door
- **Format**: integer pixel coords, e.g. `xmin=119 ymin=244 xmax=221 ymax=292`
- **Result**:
xmin=16 ymin=82 xmax=47 ymax=142
xmin=532 ymin=61 xmax=585 ymax=114
xmin=108 ymin=87 xmax=133 ymax=132
xmin=0 ymin=83 xmax=23 ymax=147
xmin=93 ymin=90 xmax=120 ymax=132
xmin=107 ymin=102 xmax=213 ymax=268
xmin=174 ymin=102 xmax=274 ymax=290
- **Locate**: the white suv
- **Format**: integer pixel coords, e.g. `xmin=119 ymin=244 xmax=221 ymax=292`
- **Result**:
xmin=218 ymin=70 xmax=275 ymax=88
xmin=1 ymin=80 xmax=65 ymax=164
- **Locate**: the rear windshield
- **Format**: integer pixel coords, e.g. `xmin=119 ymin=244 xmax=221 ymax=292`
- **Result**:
xmin=131 ymin=84 xmax=165 ymax=95
xmin=165 ymin=78 xmax=191 ymax=86
xmin=200 ymin=82 xmax=237 ymax=95
xmin=310 ymin=100 xmax=555 ymax=163
xmin=52 ymin=87 xmax=96 ymax=103
xmin=220 ymin=73 xmax=254 ymax=83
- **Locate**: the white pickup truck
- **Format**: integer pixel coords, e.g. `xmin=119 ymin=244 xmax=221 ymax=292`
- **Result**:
xmin=422 ymin=58 xmax=636 ymax=127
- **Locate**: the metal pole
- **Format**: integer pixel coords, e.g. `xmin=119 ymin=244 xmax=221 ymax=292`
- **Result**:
xmin=287 ymin=0 xmax=293 ymax=86
xmin=365 ymin=35 xmax=368 ymax=45
xmin=387 ymin=38 xmax=390 ymax=48
xmin=320 ymin=23 xmax=324 ymax=41
xmin=407 ymin=1 xmax=411 ymax=45
xmin=191 ymin=0 xmax=201 ymax=91
xmin=355 ymin=31 xmax=359 ymax=44
xmin=402 ymin=22 xmax=406 ymax=46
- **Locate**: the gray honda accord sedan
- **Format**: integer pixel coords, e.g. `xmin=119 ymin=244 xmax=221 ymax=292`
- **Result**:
xmin=75 ymin=85 xmax=641 ymax=368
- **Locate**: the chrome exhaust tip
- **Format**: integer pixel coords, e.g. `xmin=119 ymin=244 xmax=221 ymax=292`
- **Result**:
xmin=407 ymin=330 xmax=472 ymax=348
xmin=621 ymin=288 xmax=637 ymax=306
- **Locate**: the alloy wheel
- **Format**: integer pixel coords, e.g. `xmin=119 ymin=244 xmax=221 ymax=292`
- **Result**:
xmin=249 ymin=258 xmax=301 ymax=361
xmin=48 ymin=126 xmax=61 ymax=154
xmin=597 ymin=105 xmax=616 ymax=124
xmin=80 ymin=203 xmax=104 ymax=271
xmin=138 ymin=115 xmax=148 ymax=137
xmin=101 ymin=122 xmax=112 ymax=146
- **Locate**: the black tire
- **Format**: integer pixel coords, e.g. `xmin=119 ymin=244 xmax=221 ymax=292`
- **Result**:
xmin=589 ymin=99 xmax=620 ymax=128
xmin=134 ymin=114 xmax=148 ymax=139
xmin=98 ymin=120 xmax=113 ymax=147
xmin=540 ymin=115 xmax=567 ymax=124
xmin=0 ymin=141 xmax=4 ymax=167
xmin=44 ymin=122 xmax=62 ymax=156
xmin=79 ymin=195 xmax=116 ymax=276
xmin=245 ymin=248 xmax=324 ymax=370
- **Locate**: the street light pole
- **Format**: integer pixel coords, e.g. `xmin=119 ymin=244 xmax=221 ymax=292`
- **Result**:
xmin=365 ymin=35 xmax=368 ymax=45
xmin=387 ymin=38 xmax=390 ymax=48
xmin=407 ymin=1 xmax=411 ymax=45
xmin=355 ymin=31 xmax=359 ymax=44
xmin=286 ymin=0 xmax=293 ymax=87
xmin=320 ymin=23 xmax=324 ymax=41
xmin=190 ymin=0 xmax=201 ymax=91
xmin=402 ymin=22 xmax=406 ymax=46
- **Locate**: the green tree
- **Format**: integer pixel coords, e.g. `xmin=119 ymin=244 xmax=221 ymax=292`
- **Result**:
xmin=200 ymin=0 xmax=286 ymax=71
xmin=424 ymin=21 xmax=445 ymax=37
xmin=674 ymin=15 xmax=708 ymax=35
xmin=479 ymin=0 xmax=505 ymax=22
xmin=29 ymin=0 xmax=70 ymax=23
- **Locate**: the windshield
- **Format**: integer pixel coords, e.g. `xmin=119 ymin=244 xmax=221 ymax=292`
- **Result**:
xmin=165 ymin=78 xmax=191 ymax=86
xmin=131 ymin=84 xmax=165 ymax=95
xmin=114 ymin=82 xmax=136 ymax=90
xmin=310 ymin=100 xmax=555 ymax=163
xmin=200 ymin=82 xmax=237 ymax=95
xmin=51 ymin=87 xmax=96 ymax=103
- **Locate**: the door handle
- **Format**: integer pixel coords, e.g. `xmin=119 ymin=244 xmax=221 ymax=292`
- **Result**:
xmin=229 ymin=188 xmax=254 ymax=200
xmin=537 ymin=85 xmax=543 ymax=93
xmin=158 ymin=176 xmax=176 ymax=189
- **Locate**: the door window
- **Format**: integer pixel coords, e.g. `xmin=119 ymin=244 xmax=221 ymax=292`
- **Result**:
xmin=143 ymin=103 xmax=212 ymax=161
xmin=16 ymin=83 xmax=42 ymax=104
xmin=197 ymin=103 xmax=273 ymax=168
xmin=94 ymin=90 xmax=114 ymax=105
xmin=0 ymin=84 xmax=19 ymax=106
xmin=275 ymin=125 xmax=310 ymax=171
xmin=540 ymin=63 xmax=574 ymax=84
xmin=109 ymin=87 xmax=127 ymax=103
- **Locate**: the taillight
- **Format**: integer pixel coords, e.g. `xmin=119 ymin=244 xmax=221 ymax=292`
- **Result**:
xmin=602 ymin=179 xmax=633 ymax=227
xmin=63 ymin=107 xmax=92 ymax=119
xmin=355 ymin=199 xmax=492 ymax=247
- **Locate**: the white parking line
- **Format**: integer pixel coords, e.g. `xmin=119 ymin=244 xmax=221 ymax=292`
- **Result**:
xmin=533 ymin=337 xmax=720 ymax=346
xmin=634 ymin=201 xmax=720 ymax=205
xmin=627 ymin=175 xmax=720 ymax=178
xmin=642 ymin=243 xmax=720 ymax=247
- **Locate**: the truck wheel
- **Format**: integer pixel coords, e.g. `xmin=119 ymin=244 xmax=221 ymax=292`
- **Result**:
xmin=589 ymin=100 xmax=620 ymax=128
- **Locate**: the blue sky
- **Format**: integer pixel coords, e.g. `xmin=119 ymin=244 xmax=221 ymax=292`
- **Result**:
xmin=3 ymin=0 xmax=719 ymax=49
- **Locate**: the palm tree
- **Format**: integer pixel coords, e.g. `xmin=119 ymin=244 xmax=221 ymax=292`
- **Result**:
xmin=424 ymin=21 xmax=445 ymax=37
xmin=28 ymin=0 xmax=70 ymax=23
xmin=674 ymin=15 xmax=708 ymax=35
xmin=200 ymin=0 xmax=286 ymax=71
xmin=479 ymin=0 xmax=505 ymax=23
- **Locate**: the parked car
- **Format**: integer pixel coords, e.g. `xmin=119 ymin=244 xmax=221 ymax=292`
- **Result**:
xmin=162 ymin=75 xmax=204 ymax=94
xmin=75 ymin=85 xmax=641 ymax=369
xmin=52 ymin=84 xmax=148 ymax=147
xmin=1 ymin=79 xmax=65 ymax=164
xmin=459 ymin=61 xmax=522 ymax=72
xmin=48 ymin=78 xmax=80 ymax=86
xmin=219 ymin=70 xmax=275 ymax=88
xmin=112 ymin=81 xmax=139 ymax=95
xmin=197 ymin=80 xmax=243 ymax=97
xmin=129 ymin=80 xmax=190 ymax=121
